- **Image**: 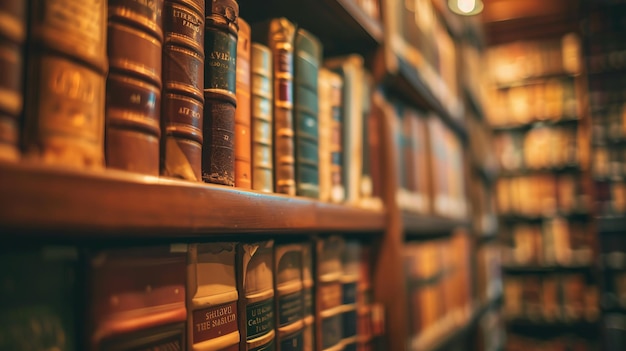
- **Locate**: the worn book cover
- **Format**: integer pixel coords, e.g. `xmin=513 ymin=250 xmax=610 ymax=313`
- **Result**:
xmin=274 ymin=243 xmax=305 ymax=351
xmin=251 ymin=42 xmax=274 ymax=193
xmin=235 ymin=18 xmax=252 ymax=189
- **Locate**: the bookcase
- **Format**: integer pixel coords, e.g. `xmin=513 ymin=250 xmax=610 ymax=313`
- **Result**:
xmin=582 ymin=0 xmax=626 ymax=347
xmin=485 ymin=25 xmax=601 ymax=350
xmin=0 ymin=1 xmax=499 ymax=351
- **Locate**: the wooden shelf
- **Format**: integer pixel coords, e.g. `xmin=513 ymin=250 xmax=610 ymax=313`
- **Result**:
xmin=0 ymin=162 xmax=385 ymax=238
xmin=491 ymin=116 xmax=581 ymax=133
xmin=498 ymin=163 xmax=582 ymax=177
xmin=502 ymin=264 xmax=594 ymax=275
xmin=493 ymin=71 xmax=578 ymax=90
xmin=498 ymin=210 xmax=591 ymax=223
xmin=239 ymin=0 xmax=382 ymax=56
xmin=402 ymin=211 xmax=469 ymax=238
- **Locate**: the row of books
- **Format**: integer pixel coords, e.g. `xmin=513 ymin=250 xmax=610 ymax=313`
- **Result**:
xmin=500 ymin=219 xmax=594 ymax=267
xmin=591 ymin=104 xmax=626 ymax=142
xmin=0 ymin=238 xmax=385 ymax=351
xmin=594 ymin=179 xmax=626 ymax=215
xmin=475 ymin=244 xmax=503 ymax=306
xmin=0 ymin=1 xmax=384 ymax=208
xmin=503 ymin=274 xmax=599 ymax=323
xmin=585 ymin=38 xmax=626 ymax=75
xmin=487 ymin=78 xmax=579 ymax=127
xmin=467 ymin=173 xmax=498 ymax=236
xmin=487 ymin=34 xmax=581 ymax=86
xmin=403 ymin=234 xmax=473 ymax=350
xmin=593 ymin=145 xmax=626 ymax=180
xmin=390 ymin=100 xmax=467 ymax=219
xmin=505 ymin=334 xmax=598 ymax=351
xmin=494 ymin=126 xmax=579 ymax=172
xmin=496 ymin=174 xmax=590 ymax=217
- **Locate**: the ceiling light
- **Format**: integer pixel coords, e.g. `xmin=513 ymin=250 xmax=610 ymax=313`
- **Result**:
xmin=448 ymin=0 xmax=484 ymax=16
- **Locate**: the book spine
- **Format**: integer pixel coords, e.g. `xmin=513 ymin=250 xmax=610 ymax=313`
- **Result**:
xmin=301 ymin=242 xmax=315 ymax=351
xmin=356 ymin=246 xmax=373 ymax=351
xmin=317 ymin=69 xmax=333 ymax=202
xmin=161 ymin=0 xmax=205 ymax=181
xmin=88 ymin=245 xmax=187 ymax=349
xmin=0 ymin=0 xmax=26 ymax=160
xmin=316 ymin=236 xmax=344 ymax=351
xmin=270 ymin=18 xmax=296 ymax=195
xmin=202 ymin=0 xmax=238 ymax=186
xmin=342 ymin=57 xmax=364 ymax=205
xmin=329 ymin=73 xmax=345 ymax=203
xmin=23 ymin=0 xmax=107 ymax=168
xmin=237 ymin=241 xmax=275 ymax=351
xmin=368 ymin=93 xmax=383 ymax=200
xmin=234 ymin=18 xmax=252 ymax=189
xmin=341 ymin=240 xmax=360 ymax=351
xmin=359 ymin=72 xmax=373 ymax=202
xmin=0 ymin=247 xmax=78 ymax=351
xmin=105 ymin=0 xmax=164 ymax=175
xmin=251 ymin=43 xmax=274 ymax=193
xmin=274 ymin=243 xmax=305 ymax=351
xmin=187 ymin=242 xmax=240 ymax=350
xmin=294 ymin=29 xmax=321 ymax=198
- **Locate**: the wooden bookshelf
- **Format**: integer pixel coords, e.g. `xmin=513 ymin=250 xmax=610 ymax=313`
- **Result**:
xmin=402 ymin=211 xmax=469 ymax=238
xmin=0 ymin=162 xmax=385 ymax=237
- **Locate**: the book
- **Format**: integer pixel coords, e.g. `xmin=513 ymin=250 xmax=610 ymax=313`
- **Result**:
xmin=252 ymin=18 xmax=297 ymax=195
xmin=274 ymin=243 xmax=305 ymax=351
xmin=294 ymin=28 xmax=322 ymax=198
xmin=161 ymin=0 xmax=205 ymax=181
xmin=23 ymin=0 xmax=107 ymax=168
xmin=318 ymin=68 xmax=335 ymax=202
xmin=0 ymin=0 xmax=26 ymax=160
xmin=302 ymin=242 xmax=315 ymax=351
xmin=358 ymin=72 xmax=382 ymax=210
xmin=202 ymin=0 xmax=239 ymax=186
xmin=325 ymin=55 xmax=365 ymax=206
xmin=187 ymin=243 xmax=240 ymax=351
xmin=106 ymin=0 xmax=164 ymax=175
xmin=356 ymin=245 xmax=374 ymax=351
xmin=88 ymin=245 xmax=187 ymax=350
xmin=237 ymin=241 xmax=275 ymax=351
xmin=328 ymin=71 xmax=345 ymax=203
xmin=250 ymin=43 xmax=274 ymax=193
xmin=235 ymin=18 xmax=252 ymax=189
xmin=341 ymin=240 xmax=360 ymax=351
xmin=316 ymin=236 xmax=344 ymax=351
xmin=0 ymin=247 xmax=77 ymax=350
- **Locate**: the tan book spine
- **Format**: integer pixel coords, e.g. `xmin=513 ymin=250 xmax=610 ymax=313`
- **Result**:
xmin=187 ymin=243 xmax=240 ymax=351
xmin=235 ymin=19 xmax=252 ymax=189
xmin=23 ymin=0 xmax=107 ymax=168
xmin=251 ymin=43 xmax=274 ymax=193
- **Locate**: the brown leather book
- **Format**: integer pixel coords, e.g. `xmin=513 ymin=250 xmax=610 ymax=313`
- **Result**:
xmin=161 ymin=0 xmax=205 ymax=181
xmin=106 ymin=0 xmax=164 ymax=175
xmin=235 ymin=18 xmax=252 ymax=189
xmin=252 ymin=18 xmax=297 ymax=195
xmin=202 ymin=0 xmax=239 ymax=186
xmin=274 ymin=243 xmax=305 ymax=351
xmin=88 ymin=245 xmax=187 ymax=350
xmin=315 ymin=236 xmax=344 ymax=351
xmin=318 ymin=68 xmax=334 ymax=202
xmin=0 ymin=0 xmax=26 ymax=161
xmin=251 ymin=43 xmax=274 ymax=193
xmin=23 ymin=0 xmax=107 ymax=168
xmin=328 ymin=72 xmax=345 ymax=203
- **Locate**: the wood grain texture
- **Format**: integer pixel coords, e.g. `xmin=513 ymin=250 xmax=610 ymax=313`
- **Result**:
xmin=0 ymin=162 xmax=385 ymax=236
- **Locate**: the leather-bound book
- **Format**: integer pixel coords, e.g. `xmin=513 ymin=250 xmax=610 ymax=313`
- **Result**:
xmin=88 ymin=245 xmax=187 ymax=350
xmin=252 ymin=18 xmax=297 ymax=195
xmin=294 ymin=29 xmax=321 ymax=198
xmin=0 ymin=247 xmax=77 ymax=350
xmin=237 ymin=241 xmax=275 ymax=351
xmin=358 ymin=72 xmax=376 ymax=209
xmin=23 ymin=0 xmax=107 ymax=168
xmin=357 ymin=245 xmax=373 ymax=351
xmin=0 ymin=0 xmax=26 ymax=160
xmin=301 ymin=242 xmax=315 ymax=351
xmin=368 ymin=92 xmax=384 ymax=202
xmin=250 ymin=43 xmax=274 ymax=193
xmin=234 ymin=18 xmax=252 ymax=189
xmin=187 ymin=243 xmax=240 ymax=351
xmin=106 ymin=0 xmax=164 ymax=175
xmin=325 ymin=55 xmax=365 ymax=205
xmin=202 ymin=0 xmax=239 ymax=186
xmin=328 ymin=72 xmax=345 ymax=203
xmin=315 ymin=236 xmax=344 ymax=351
xmin=274 ymin=243 xmax=305 ymax=351
xmin=341 ymin=240 xmax=360 ymax=351
xmin=317 ymin=68 xmax=334 ymax=202
xmin=161 ymin=0 xmax=205 ymax=181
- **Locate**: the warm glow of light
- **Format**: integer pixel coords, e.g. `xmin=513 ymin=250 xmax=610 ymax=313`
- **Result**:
xmin=457 ymin=0 xmax=476 ymax=13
